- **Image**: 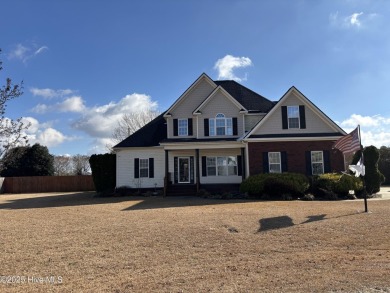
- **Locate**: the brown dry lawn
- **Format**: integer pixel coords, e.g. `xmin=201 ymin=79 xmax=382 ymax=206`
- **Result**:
xmin=0 ymin=191 xmax=389 ymax=293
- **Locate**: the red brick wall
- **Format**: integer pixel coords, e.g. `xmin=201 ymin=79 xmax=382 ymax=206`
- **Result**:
xmin=248 ymin=141 xmax=344 ymax=175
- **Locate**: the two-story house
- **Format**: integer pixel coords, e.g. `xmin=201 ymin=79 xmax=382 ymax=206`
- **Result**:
xmin=114 ymin=73 xmax=346 ymax=195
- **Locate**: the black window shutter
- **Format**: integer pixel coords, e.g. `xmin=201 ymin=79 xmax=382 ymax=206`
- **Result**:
xmin=173 ymin=119 xmax=178 ymax=136
xmin=233 ymin=117 xmax=238 ymax=135
xmin=323 ymin=150 xmax=331 ymax=173
xmin=149 ymin=158 xmax=154 ymax=178
xmin=281 ymin=106 xmax=288 ymax=129
xmin=134 ymin=158 xmax=139 ymax=178
xmin=263 ymin=152 xmax=269 ymax=173
xmin=204 ymin=119 xmax=209 ymax=136
xmin=299 ymin=105 xmax=306 ymax=129
xmin=188 ymin=118 xmax=193 ymax=136
xmin=305 ymin=151 xmax=312 ymax=175
xmin=237 ymin=155 xmax=242 ymax=176
xmin=201 ymin=156 xmax=207 ymax=176
xmin=174 ymin=157 xmax=178 ymax=183
xmin=281 ymin=151 xmax=288 ymax=172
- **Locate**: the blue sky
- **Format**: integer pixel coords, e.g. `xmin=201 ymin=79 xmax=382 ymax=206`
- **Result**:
xmin=1 ymin=0 xmax=390 ymax=155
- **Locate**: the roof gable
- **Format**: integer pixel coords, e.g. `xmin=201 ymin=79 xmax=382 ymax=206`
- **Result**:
xmin=245 ymin=86 xmax=346 ymax=138
xmin=164 ymin=73 xmax=216 ymax=117
xmin=193 ymin=86 xmax=246 ymax=114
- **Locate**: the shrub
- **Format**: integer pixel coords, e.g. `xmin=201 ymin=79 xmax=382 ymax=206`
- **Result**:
xmin=353 ymin=146 xmax=385 ymax=194
xmin=239 ymin=174 xmax=267 ymax=197
xmin=240 ymin=173 xmax=310 ymax=199
xmin=89 ymin=153 xmax=116 ymax=194
xmin=312 ymin=173 xmax=363 ymax=199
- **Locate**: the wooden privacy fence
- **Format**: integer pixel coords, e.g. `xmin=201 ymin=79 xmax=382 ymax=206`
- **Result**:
xmin=1 ymin=176 xmax=95 ymax=193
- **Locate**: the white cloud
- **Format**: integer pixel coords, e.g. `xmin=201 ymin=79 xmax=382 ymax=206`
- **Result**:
xmin=30 ymin=96 xmax=86 ymax=114
xmin=8 ymin=43 xmax=48 ymax=63
xmin=37 ymin=128 xmax=67 ymax=147
xmin=329 ymin=11 xmax=377 ymax=29
xmin=29 ymin=90 xmax=159 ymax=153
xmin=348 ymin=12 xmax=364 ymax=27
xmin=58 ymin=96 xmax=86 ymax=113
xmin=30 ymin=88 xmax=74 ymax=99
xmin=31 ymin=104 xmax=50 ymax=114
xmin=20 ymin=117 xmax=73 ymax=148
xmin=339 ymin=114 xmax=390 ymax=147
xmin=7 ymin=44 xmax=29 ymax=61
xmin=72 ymin=93 xmax=158 ymax=139
xmin=34 ymin=46 xmax=48 ymax=55
xmin=214 ymin=55 xmax=252 ymax=82
xmin=21 ymin=117 xmax=40 ymax=134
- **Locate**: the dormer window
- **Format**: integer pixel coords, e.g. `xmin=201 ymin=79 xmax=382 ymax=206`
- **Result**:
xmin=210 ymin=113 xmax=233 ymax=136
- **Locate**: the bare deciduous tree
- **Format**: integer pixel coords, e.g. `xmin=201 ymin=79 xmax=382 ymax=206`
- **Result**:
xmin=53 ymin=154 xmax=91 ymax=175
xmin=53 ymin=155 xmax=73 ymax=176
xmin=107 ymin=109 xmax=160 ymax=151
xmin=72 ymin=154 xmax=91 ymax=175
xmin=0 ymin=49 xmax=30 ymax=158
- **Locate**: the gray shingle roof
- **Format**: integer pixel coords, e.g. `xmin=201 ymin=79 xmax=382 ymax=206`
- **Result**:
xmin=113 ymin=112 xmax=167 ymax=148
xmin=215 ymin=80 xmax=274 ymax=112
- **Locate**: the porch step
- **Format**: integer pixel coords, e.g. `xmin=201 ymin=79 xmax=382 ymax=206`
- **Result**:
xmin=167 ymin=184 xmax=197 ymax=196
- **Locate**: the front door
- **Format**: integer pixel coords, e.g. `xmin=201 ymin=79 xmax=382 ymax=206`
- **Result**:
xmin=178 ymin=157 xmax=190 ymax=183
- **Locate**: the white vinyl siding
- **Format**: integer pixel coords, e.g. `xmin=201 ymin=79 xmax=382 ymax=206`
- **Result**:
xmin=251 ymin=91 xmax=336 ymax=136
xmin=200 ymin=91 xmax=243 ymax=138
xmin=116 ymin=147 xmax=164 ymax=188
xmin=167 ymin=77 xmax=216 ymax=138
xmin=245 ymin=114 xmax=265 ymax=132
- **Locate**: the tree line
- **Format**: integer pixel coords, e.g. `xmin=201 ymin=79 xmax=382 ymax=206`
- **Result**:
xmin=0 ymin=143 xmax=90 ymax=177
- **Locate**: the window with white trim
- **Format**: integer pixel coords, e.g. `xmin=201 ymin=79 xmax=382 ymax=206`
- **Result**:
xmin=268 ymin=152 xmax=281 ymax=173
xmin=206 ymin=156 xmax=237 ymax=176
xmin=209 ymin=113 xmax=233 ymax=136
xmin=139 ymin=158 xmax=149 ymax=178
xmin=287 ymin=106 xmax=300 ymax=129
xmin=311 ymin=151 xmax=324 ymax=175
xmin=178 ymin=119 xmax=188 ymax=136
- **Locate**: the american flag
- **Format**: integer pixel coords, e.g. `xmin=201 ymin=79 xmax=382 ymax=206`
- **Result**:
xmin=333 ymin=126 xmax=361 ymax=154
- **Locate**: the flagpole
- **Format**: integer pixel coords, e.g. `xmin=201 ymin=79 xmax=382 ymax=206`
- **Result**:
xmin=358 ymin=125 xmax=368 ymax=213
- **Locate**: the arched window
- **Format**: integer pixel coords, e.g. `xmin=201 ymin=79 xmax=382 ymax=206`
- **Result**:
xmin=209 ymin=113 xmax=232 ymax=136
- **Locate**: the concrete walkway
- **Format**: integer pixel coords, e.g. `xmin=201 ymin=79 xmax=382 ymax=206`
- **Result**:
xmin=377 ymin=186 xmax=390 ymax=200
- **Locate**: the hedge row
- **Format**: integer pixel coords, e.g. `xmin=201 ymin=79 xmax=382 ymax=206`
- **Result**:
xmin=240 ymin=172 xmax=364 ymax=200
xmin=240 ymin=173 xmax=310 ymax=199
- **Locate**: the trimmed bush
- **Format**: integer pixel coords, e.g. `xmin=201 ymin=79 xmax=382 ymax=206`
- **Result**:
xmin=352 ymin=146 xmax=385 ymax=195
xmin=239 ymin=174 xmax=267 ymax=196
xmin=240 ymin=173 xmax=310 ymax=199
xmin=89 ymin=153 xmax=116 ymax=195
xmin=311 ymin=173 xmax=363 ymax=199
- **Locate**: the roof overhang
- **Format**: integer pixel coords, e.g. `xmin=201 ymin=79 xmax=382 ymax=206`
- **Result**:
xmin=243 ymin=136 xmax=342 ymax=143
xmin=160 ymin=140 xmax=245 ymax=150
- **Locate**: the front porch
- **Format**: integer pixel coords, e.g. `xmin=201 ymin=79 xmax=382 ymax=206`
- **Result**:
xmin=161 ymin=140 xmax=247 ymax=196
